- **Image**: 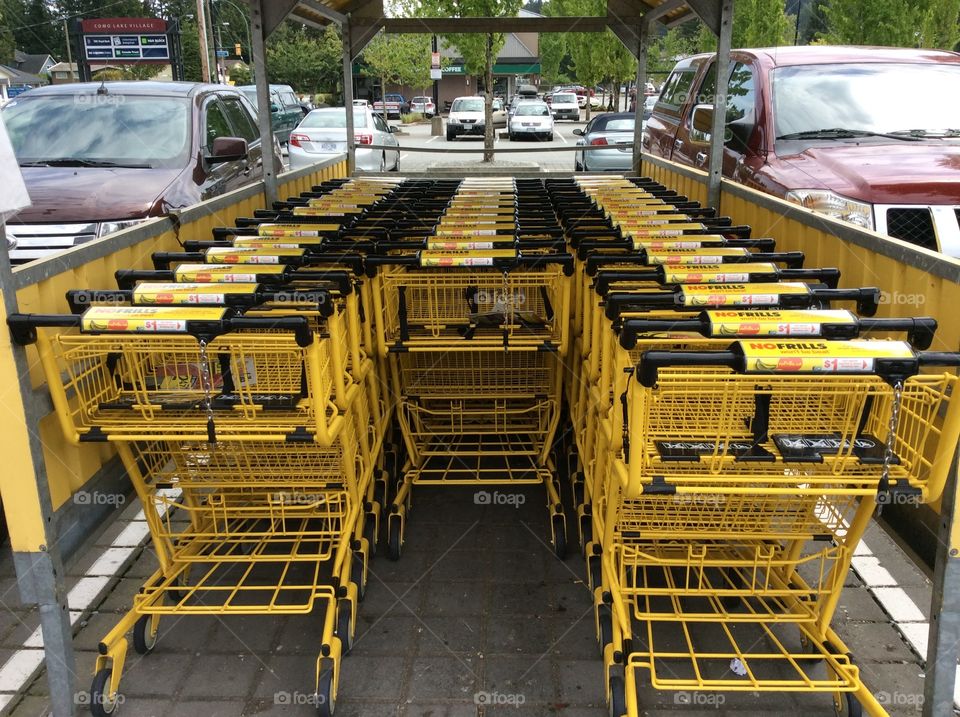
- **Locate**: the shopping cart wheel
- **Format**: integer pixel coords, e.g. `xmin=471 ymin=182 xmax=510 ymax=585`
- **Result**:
xmin=132 ymin=615 xmax=158 ymax=654
xmin=572 ymin=478 xmax=585 ymax=510
xmin=315 ymin=661 xmax=335 ymax=717
xmin=90 ymin=668 xmax=119 ymax=717
xmin=597 ymin=603 xmax=613 ymax=654
xmin=587 ymin=551 xmax=602 ymax=592
xmin=336 ymin=599 xmax=354 ymax=654
xmin=835 ymin=692 xmax=863 ymax=717
xmin=364 ymin=515 xmax=378 ymax=559
xmin=351 ymin=550 xmax=367 ymax=602
xmin=608 ymin=674 xmax=626 ymax=717
xmin=579 ymin=511 xmax=592 ymax=555
xmin=552 ymin=514 xmax=567 ymax=559
xmin=387 ymin=514 xmax=403 ymax=561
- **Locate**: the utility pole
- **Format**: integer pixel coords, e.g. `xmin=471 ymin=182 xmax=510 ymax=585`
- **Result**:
xmin=62 ymin=19 xmax=76 ymax=80
xmin=196 ymin=0 xmax=212 ymax=82
xmin=210 ymin=0 xmax=223 ymax=83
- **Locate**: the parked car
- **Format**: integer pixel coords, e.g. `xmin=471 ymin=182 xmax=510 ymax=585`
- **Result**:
xmin=644 ymin=46 xmax=960 ymax=256
xmin=491 ymin=98 xmax=507 ymax=128
xmin=573 ymin=112 xmax=635 ymax=171
xmin=446 ymin=96 xmax=486 ymax=140
xmin=508 ymin=101 xmax=554 ymax=141
xmin=2 ymin=81 xmax=280 ymax=264
xmin=551 ymin=92 xmax=580 ymax=121
xmin=289 ymin=106 xmax=400 ymax=172
xmin=373 ymin=93 xmax=408 ymax=119
xmin=410 ymin=96 xmax=436 ymax=117
xmin=237 ymin=83 xmax=303 ymax=145
xmin=642 ymin=94 xmax=658 ymax=120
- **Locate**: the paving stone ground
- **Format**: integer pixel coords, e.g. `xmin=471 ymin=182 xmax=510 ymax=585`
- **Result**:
xmin=1 ymin=483 xmax=933 ymax=717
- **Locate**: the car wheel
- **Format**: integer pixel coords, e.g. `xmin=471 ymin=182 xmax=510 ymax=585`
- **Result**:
xmin=446 ymin=128 xmax=456 ymax=141
xmin=575 ymin=159 xmax=582 ymax=171
xmin=380 ymin=153 xmax=386 ymax=172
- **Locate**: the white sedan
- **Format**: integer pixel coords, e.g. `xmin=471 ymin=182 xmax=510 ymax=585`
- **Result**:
xmin=288 ymin=106 xmax=400 ymax=172
xmin=508 ymin=102 xmax=554 ymax=141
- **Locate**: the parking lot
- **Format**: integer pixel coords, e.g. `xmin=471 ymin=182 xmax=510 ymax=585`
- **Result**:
xmin=391 ymin=118 xmax=612 ymax=173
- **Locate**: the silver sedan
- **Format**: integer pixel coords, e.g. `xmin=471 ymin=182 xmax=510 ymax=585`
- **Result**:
xmin=288 ymin=106 xmax=400 ymax=172
xmin=573 ymin=112 xmax=637 ymax=172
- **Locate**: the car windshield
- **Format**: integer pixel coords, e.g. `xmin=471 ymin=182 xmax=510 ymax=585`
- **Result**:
xmin=241 ymin=89 xmax=257 ymax=105
xmin=773 ymin=63 xmax=960 ymax=137
xmin=516 ymin=104 xmax=549 ymax=116
xmin=554 ymin=94 xmax=576 ymax=103
xmin=452 ymin=99 xmax=483 ymax=112
xmin=3 ymin=94 xmax=191 ymax=168
xmin=597 ymin=118 xmax=635 ymax=132
xmin=300 ymin=109 xmax=368 ymax=129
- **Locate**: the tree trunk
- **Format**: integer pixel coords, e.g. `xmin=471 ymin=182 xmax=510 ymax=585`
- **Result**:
xmin=380 ymin=74 xmax=388 ymax=124
xmin=483 ymin=33 xmax=494 ymax=163
xmin=584 ymin=90 xmax=592 ymax=123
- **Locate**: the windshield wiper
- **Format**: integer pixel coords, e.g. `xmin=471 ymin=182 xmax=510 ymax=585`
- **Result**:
xmin=776 ymin=128 xmax=920 ymax=141
xmin=18 ymin=158 xmax=153 ymax=168
xmin=888 ymin=128 xmax=960 ymax=138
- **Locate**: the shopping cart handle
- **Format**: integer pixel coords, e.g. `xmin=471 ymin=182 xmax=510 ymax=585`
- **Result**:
xmin=115 ymin=270 xmax=173 ymax=290
xmin=585 ymin=254 xmax=656 ymax=276
xmin=66 ymin=290 xmax=132 ymax=313
xmin=751 ymin=251 xmax=805 ymax=268
xmin=575 ymin=239 xmax=632 ymax=259
xmin=7 ymin=313 xmax=82 ymax=345
xmin=832 ymin=288 xmax=882 ymax=316
xmin=593 ymin=270 xmax=662 ymax=295
xmin=917 ymin=351 xmax=960 ymax=368
xmin=618 ymin=317 xmax=706 ymax=348
xmin=779 ymin=268 xmax=842 ymax=289
xmin=515 ymin=253 xmax=575 ymax=276
xmin=259 ymin=290 xmax=335 ymax=318
xmin=636 ymin=349 xmax=739 ymax=387
xmin=228 ymin=316 xmax=313 ymax=347
xmin=290 ymin=270 xmax=355 ymax=296
xmin=153 ymin=252 xmax=204 ymax=270
xmin=604 ymin=292 xmax=676 ymax=320
xmin=363 ymin=254 xmax=420 ymax=277
xmin=858 ymin=317 xmax=938 ymax=350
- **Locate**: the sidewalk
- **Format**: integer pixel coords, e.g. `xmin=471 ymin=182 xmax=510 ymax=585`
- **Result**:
xmin=0 ymin=485 xmax=935 ymax=717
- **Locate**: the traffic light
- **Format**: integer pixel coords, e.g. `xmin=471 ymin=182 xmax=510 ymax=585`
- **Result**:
xmin=234 ymin=43 xmax=242 ymax=56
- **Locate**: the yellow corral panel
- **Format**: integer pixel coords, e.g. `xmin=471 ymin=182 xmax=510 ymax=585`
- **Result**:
xmin=2 ymin=161 xmax=349 ymax=521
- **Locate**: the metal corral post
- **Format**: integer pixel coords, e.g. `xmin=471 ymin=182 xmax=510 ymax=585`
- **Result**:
xmin=249 ymin=0 xmax=279 ymax=206
xmin=631 ymin=21 xmax=649 ymax=177
xmin=0 ymin=222 xmax=77 ymax=717
xmin=924 ymin=453 xmax=960 ymax=717
xmin=706 ymin=0 xmax=733 ymax=211
xmin=341 ymin=21 xmax=356 ymax=175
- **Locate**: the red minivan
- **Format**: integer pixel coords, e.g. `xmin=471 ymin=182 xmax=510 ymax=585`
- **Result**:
xmin=643 ymin=46 xmax=960 ymax=257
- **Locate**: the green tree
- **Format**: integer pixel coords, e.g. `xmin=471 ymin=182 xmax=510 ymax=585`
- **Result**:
xmin=361 ymin=31 xmax=431 ymax=117
xmin=819 ymin=0 xmax=922 ymax=46
xmin=9 ymin=0 xmax=62 ymax=59
xmin=698 ymin=0 xmax=792 ymax=50
xmin=0 ymin=5 xmax=15 ymax=66
xmin=178 ymin=17 xmax=204 ymax=82
xmin=228 ymin=63 xmax=252 ymax=85
xmin=418 ymin=0 xmax=523 ymax=161
xmin=918 ymin=0 xmax=960 ymax=49
xmin=265 ymin=22 xmax=341 ymax=95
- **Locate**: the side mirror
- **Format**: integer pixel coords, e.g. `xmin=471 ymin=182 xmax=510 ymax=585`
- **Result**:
xmin=207 ymin=136 xmax=248 ymax=163
xmin=388 ymin=125 xmax=399 ymax=133
xmin=689 ymin=103 xmax=714 ymax=145
xmin=270 ymin=102 xmax=280 ymax=112
xmin=572 ymin=128 xmax=584 ymax=136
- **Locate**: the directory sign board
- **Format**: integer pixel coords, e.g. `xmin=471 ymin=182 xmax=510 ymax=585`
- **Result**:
xmin=80 ymin=18 xmax=171 ymax=63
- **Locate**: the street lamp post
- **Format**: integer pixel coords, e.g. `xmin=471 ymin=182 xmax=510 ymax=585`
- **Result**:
xmin=217 ymin=0 xmax=253 ymax=78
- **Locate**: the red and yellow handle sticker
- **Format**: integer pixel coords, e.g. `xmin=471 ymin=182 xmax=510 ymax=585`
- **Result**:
xmin=625 ymin=223 xmax=706 ymax=237
xmin=173 ymin=263 xmax=286 ymax=282
xmin=81 ymin=306 xmax=226 ymax=333
xmin=646 ymin=247 xmax=751 ymax=265
xmin=257 ymin=224 xmax=338 ymax=237
xmin=708 ymin=309 xmax=856 ymax=337
xmin=662 ymin=262 xmax=779 ymax=284
xmin=204 ymin=247 xmax=304 ymax=265
xmin=681 ymin=282 xmax=810 ymax=307
xmin=420 ymin=249 xmax=516 ymax=267
xmin=133 ymin=282 xmax=258 ymax=305
xmin=739 ymin=339 xmax=914 ymax=373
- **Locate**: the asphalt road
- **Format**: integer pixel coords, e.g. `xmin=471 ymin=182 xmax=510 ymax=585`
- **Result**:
xmin=392 ymin=117 xmax=598 ymax=173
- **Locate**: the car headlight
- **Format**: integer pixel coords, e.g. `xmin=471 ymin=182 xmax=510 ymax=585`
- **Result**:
xmin=784 ymin=190 xmax=874 ymax=230
xmin=98 ymin=219 xmax=148 ymax=238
